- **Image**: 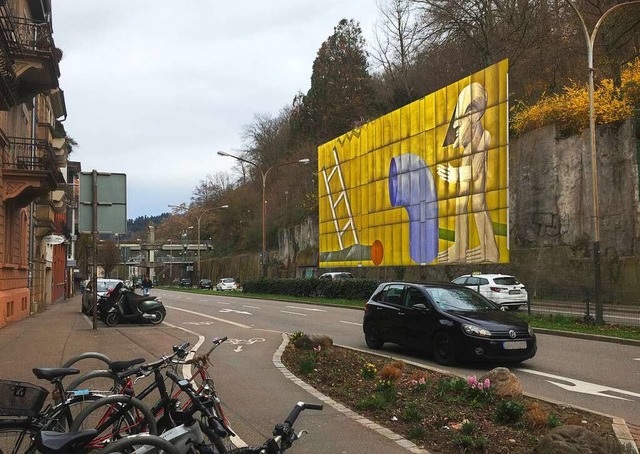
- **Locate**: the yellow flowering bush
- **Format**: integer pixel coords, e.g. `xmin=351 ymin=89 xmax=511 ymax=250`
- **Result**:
xmin=511 ymin=59 xmax=640 ymax=135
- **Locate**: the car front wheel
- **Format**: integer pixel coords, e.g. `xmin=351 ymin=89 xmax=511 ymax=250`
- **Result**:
xmin=364 ymin=324 xmax=384 ymax=349
xmin=432 ymin=331 xmax=456 ymax=365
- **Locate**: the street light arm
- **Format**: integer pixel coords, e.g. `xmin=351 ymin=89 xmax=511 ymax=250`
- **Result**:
xmin=593 ymin=1 xmax=640 ymax=45
xmin=565 ymin=1 xmax=590 ymax=49
xmin=263 ymin=158 xmax=311 ymax=181
xmin=217 ymin=151 xmax=259 ymax=169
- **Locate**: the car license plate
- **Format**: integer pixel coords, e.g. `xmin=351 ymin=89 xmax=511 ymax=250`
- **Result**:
xmin=503 ymin=341 xmax=527 ymax=350
xmin=509 ymin=289 xmax=521 ymax=295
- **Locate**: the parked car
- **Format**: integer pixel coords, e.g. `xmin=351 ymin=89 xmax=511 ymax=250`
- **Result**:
xmin=81 ymin=278 xmax=124 ymax=315
xmin=362 ymin=282 xmax=537 ymax=365
xmin=319 ymin=272 xmax=354 ymax=280
xmin=216 ymin=278 xmax=238 ymax=291
xmin=199 ymin=279 xmax=213 ymax=290
xmin=451 ymin=273 xmax=528 ymax=310
xmin=180 ymin=278 xmax=192 ymax=287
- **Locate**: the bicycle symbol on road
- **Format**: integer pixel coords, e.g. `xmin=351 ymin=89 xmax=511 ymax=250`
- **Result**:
xmin=227 ymin=338 xmax=265 ymax=353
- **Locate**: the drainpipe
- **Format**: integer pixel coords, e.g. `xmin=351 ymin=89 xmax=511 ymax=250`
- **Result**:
xmin=388 ymin=153 xmax=439 ymax=265
xmin=28 ymin=97 xmax=37 ymax=311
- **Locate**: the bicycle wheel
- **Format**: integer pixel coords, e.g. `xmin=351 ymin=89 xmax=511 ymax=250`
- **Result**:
xmin=99 ymin=433 xmax=180 ymax=454
xmin=69 ymin=394 xmax=158 ymax=449
xmin=0 ymin=420 xmax=41 ymax=454
xmin=66 ymin=370 xmax=123 ymax=395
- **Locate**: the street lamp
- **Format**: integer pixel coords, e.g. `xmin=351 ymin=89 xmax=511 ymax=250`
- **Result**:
xmin=168 ymin=238 xmax=173 ymax=284
xmin=566 ymin=0 xmax=640 ymax=325
xmin=182 ymin=226 xmax=194 ymax=277
xmin=196 ymin=205 xmax=229 ymax=282
xmin=218 ymin=151 xmax=310 ymax=276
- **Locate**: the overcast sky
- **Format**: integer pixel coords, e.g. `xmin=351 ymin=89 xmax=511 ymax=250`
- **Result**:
xmin=53 ymin=1 xmax=381 ymax=220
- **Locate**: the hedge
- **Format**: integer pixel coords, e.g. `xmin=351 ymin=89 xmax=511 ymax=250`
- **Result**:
xmin=242 ymin=277 xmax=379 ymax=301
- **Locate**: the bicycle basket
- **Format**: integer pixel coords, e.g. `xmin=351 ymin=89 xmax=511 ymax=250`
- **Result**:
xmin=0 ymin=379 xmax=49 ymax=417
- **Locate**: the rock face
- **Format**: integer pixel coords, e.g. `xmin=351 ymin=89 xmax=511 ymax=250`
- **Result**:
xmin=293 ymin=334 xmax=333 ymax=350
xmin=480 ymin=367 xmax=523 ymax=397
xmin=535 ymin=425 xmax=609 ymax=454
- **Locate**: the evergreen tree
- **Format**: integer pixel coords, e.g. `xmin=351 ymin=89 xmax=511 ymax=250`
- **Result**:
xmin=292 ymin=19 xmax=377 ymax=145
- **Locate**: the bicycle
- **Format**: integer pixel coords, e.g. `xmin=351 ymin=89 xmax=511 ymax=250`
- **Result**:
xmin=106 ymin=397 xmax=323 ymax=454
xmin=71 ymin=369 xmax=230 ymax=454
xmin=65 ymin=337 xmax=235 ymax=447
xmin=0 ymin=366 xmax=150 ymax=454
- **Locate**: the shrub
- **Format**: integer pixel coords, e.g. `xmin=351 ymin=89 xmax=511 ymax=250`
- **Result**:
xmin=379 ymin=364 xmax=402 ymax=381
xmin=407 ymin=426 xmax=427 ymax=440
xmin=402 ymin=401 xmax=423 ymax=423
xmin=289 ymin=331 xmax=304 ymax=344
xmin=356 ymin=393 xmax=390 ymax=410
xmin=494 ymin=400 xmax=525 ymax=425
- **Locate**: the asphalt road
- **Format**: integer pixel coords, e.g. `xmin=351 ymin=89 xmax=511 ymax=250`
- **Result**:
xmin=154 ymin=288 xmax=640 ymax=428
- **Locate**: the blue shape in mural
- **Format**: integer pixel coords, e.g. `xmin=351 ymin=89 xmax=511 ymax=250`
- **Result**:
xmin=389 ymin=153 xmax=439 ymax=264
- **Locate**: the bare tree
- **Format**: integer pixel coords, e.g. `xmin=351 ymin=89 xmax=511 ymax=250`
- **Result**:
xmin=191 ymin=172 xmax=232 ymax=205
xmin=98 ymin=239 xmax=121 ymax=278
xmin=372 ymin=0 xmax=426 ymax=105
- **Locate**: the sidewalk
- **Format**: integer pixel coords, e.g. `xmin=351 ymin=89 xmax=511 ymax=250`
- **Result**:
xmin=0 ymin=294 xmax=200 ymax=385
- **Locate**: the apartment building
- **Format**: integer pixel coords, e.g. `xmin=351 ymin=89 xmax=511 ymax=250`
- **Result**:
xmin=0 ymin=0 xmax=72 ymax=327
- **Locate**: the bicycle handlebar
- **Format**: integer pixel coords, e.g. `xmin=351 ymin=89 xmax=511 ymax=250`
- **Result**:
xmin=116 ymin=341 xmax=190 ymax=380
xmin=284 ymin=402 xmax=323 ymax=428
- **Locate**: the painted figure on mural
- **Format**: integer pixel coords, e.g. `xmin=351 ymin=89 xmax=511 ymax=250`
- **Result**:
xmin=436 ymin=82 xmax=499 ymax=263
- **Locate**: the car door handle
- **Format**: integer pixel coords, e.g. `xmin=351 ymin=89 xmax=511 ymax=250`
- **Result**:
xmin=398 ymin=312 xmax=406 ymax=316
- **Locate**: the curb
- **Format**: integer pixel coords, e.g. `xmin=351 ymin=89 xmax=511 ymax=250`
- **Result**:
xmin=272 ymin=333 xmax=430 ymax=454
xmin=533 ymin=327 xmax=640 ymax=347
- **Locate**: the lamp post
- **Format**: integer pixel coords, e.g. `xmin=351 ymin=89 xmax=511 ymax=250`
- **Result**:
xmin=218 ymin=151 xmax=310 ymax=276
xmin=168 ymin=238 xmax=173 ymax=285
xmin=566 ymin=0 xmax=640 ymax=325
xmin=182 ymin=226 xmax=194 ymax=278
xmin=196 ymin=205 xmax=229 ymax=283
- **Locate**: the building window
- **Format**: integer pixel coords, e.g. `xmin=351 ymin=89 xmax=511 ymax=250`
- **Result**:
xmin=7 ymin=301 xmax=14 ymax=317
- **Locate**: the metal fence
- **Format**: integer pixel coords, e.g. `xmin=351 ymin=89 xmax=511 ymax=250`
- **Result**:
xmin=528 ymin=286 xmax=640 ymax=327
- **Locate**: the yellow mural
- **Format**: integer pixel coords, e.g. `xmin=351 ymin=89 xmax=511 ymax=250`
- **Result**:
xmin=318 ymin=59 xmax=509 ymax=267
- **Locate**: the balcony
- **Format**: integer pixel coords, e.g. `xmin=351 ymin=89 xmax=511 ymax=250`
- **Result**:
xmin=2 ymin=137 xmax=64 ymax=207
xmin=33 ymin=199 xmax=54 ymax=237
xmin=0 ymin=13 xmax=60 ymax=105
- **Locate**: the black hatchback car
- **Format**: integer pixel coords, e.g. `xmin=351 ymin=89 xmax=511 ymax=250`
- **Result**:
xmin=362 ymin=282 xmax=537 ymax=365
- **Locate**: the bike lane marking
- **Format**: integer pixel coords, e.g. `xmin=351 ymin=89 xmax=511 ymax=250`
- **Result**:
xmin=285 ymin=306 xmax=326 ymax=312
xmin=517 ymin=368 xmax=640 ymax=401
xmin=165 ymin=305 xmax=252 ymax=329
xmin=340 ymin=321 xmax=361 ymax=326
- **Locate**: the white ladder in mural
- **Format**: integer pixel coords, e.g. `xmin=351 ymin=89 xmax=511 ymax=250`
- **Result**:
xmin=321 ymin=147 xmax=359 ymax=250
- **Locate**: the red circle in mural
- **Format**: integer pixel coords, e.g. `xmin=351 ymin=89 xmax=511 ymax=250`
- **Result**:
xmin=371 ymin=240 xmax=383 ymax=266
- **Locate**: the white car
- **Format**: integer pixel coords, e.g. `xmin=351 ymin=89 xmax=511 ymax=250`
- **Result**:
xmin=319 ymin=272 xmax=354 ymax=280
xmin=216 ymin=278 xmax=238 ymax=291
xmin=451 ymin=274 xmax=528 ymax=310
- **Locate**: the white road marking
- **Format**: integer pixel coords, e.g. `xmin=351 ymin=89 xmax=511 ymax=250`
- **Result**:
xmin=340 ymin=321 xmax=361 ymax=326
xmin=234 ymin=346 xmax=243 ymax=353
xmin=285 ymin=306 xmax=326 ymax=312
xmin=162 ymin=321 xmax=205 ymax=380
xmin=219 ymin=308 xmax=253 ymax=315
xmin=165 ymin=305 xmax=251 ymax=328
xmin=517 ymin=368 xmax=640 ymax=401
xmin=243 ymin=305 xmax=260 ymax=309
xmin=280 ymin=310 xmax=307 ymax=317
xmin=216 ymin=301 xmax=230 ymax=305
xmin=227 ymin=338 xmax=265 ymax=345
xmin=634 ymin=358 xmax=640 ymax=361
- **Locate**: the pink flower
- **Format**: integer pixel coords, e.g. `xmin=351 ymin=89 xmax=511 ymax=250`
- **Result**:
xmin=477 ymin=382 xmax=484 ymax=391
xmin=313 ymin=345 xmax=322 ymax=352
xmin=484 ymin=378 xmax=491 ymax=389
xmin=467 ymin=375 xmax=478 ymax=387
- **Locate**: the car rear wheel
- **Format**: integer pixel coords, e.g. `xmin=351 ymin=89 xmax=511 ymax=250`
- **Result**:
xmin=364 ymin=324 xmax=384 ymax=349
xmin=432 ymin=331 xmax=456 ymax=365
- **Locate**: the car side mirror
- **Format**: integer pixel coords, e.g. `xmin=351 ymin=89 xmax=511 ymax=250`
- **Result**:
xmin=412 ymin=303 xmax=431 ymax=313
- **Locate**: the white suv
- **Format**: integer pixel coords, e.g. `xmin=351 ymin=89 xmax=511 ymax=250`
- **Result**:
xmin=451 ymin=274 xmax=528 ymax=310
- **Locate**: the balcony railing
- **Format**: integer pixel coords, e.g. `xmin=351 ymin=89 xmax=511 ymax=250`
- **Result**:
xmin=4 ymin=17 xmax=55 ymax=59
xmin=4 ymin=137 xmax=56 ymax=173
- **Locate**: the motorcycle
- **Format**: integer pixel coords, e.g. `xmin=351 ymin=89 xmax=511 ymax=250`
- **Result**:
xmin=99 ymin=282 xmax=166 ymax=327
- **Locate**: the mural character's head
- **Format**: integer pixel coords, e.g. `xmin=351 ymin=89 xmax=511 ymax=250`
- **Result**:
xmin=443 ymin=82 xmax=488 ymax=148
